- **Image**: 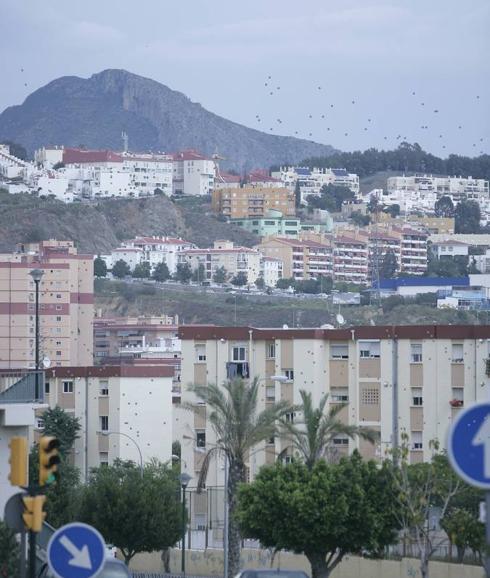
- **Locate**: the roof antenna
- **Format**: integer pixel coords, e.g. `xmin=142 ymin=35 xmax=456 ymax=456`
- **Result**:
xmin=121 ymin=131 xmax=129 ymax=153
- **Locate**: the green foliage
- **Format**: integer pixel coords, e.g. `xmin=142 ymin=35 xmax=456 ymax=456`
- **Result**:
xmin=276 ymin=277 xmax=295 ymax=289
xmin=380 ymin=249 xmax=398 ymax=279
xmin=276 ymin=276 xmax=333 ymax=294
xmin=455 ymin=199 xmax=481 ymax=234
xmin=112 ymin=259 xmax=131 ymax=279
xmin=0 ymin=520 xmax=20 ymax=577
xmin=231 ymin=271 xmax=248 ymax=286
xmin=308 ymin=184 xmax=354 ymax=212
xmin=294 ymin=180 xmax=302 ymax=208
xmin=192 ymin=263 xmax=206 ymax=283
xmin=212 ymin=266 xmax=228 ymax=284
xmin=152 ymin=261 xmax=171 ymax=282
xmin=174 ymin=262 xmax=192 ymax=284
xmin=41 ymin=406 xmax=82 ymax=457
xmin=94 ymin=256 xmax=108 ymax=278
xmin=255 ymin=276 xmax=265 ymax=289
xmin=132 ymin=261 xmax=151 ymax=279
xmin=238 ymin=456 xmax=399 ymax=578
xmin=350 ymin=210 xmax=370 ymax=226
xmin=441 ymin=508 xmax=484 ymax=563
xmin=385 ymin=204 xmax=400 ymax=218
xmin=53 ymin=161 xmax=65 ymax=170
xmin=80 ymin=460 xmax=181 ymax=564
xmin=153 ymin=187 xmax=164 ymax=195
xmin=280 ymin=390 xmax=375 ymax=469
xmin=426 ymin=253 xmax=469 ymax=277
xmin=434 ymin=195 xmax=454 ymax=218
xmin=367 ymin=195 xmax=379 ymax=214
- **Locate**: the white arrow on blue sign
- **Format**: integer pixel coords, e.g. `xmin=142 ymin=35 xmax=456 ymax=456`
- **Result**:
xmin=47 ymin=522 xmax=106 ymax=578
xmin=448 ymin=402 xmax=490 ymax=489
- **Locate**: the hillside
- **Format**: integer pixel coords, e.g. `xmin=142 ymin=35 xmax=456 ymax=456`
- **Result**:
xmin=0 ymin=192 xmax=258 ymax=253
xmin=0 ymin=69 xmax=335 ymax=170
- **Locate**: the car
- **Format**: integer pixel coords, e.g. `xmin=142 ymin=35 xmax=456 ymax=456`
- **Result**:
xmin=38 ymin=557 xmax=130 ymax=578
xmin=235 ymin=570 xmax=309 ymax=578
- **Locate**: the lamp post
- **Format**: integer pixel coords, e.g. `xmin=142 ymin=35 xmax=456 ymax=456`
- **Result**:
xmin=29 ymin=268 xmax=44 ymax=400
xmin=179 ymin=472 xmax=192 ymax=576
xmin=101 ymin=431 xmax=144 ymax=478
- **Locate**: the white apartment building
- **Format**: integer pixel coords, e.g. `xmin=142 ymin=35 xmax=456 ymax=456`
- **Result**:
xmin=34 ymin=146 xmax=64 ymax=169
xmin=177 ymin=324 xmax=490 ymax=492
xmin=387 ymin=174 xmax=489 ymax=201
xmin=431 ymin=240 xmax=469 ymax=260
xmin=103 ymin=247 xmax=143 ymax=272
xmin=43 ymin=365 xmax=174 ymax=478
xmin=179 ymin=240 xmax=262 ymax=285
xmin=0 ymin=144 xmax=33 ymax=180
xmin=172 ymin=150 xmax=216 ymax=196
xmin=261 ymin=256 xmax=283 ymax=287
xmin=271 ymin=166 xmax=360 ymax=202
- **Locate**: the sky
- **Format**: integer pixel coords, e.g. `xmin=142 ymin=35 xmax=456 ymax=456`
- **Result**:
xmin=1 ymin=0 xmax=489 ymax=157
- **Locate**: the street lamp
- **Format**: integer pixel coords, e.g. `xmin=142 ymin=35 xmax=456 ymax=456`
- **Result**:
xmin=100 ymin=431 xmax=144 ymax=478
xmin=29 ymin=268 xmax=44 ymax=400
xmin=179 ymin=472 xmax=192 ymax=576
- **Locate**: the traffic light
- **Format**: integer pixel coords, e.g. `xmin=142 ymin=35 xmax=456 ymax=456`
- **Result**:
xmin=22 ymin=495 xmax=46 ymax=532
xmin=8 ymin=436 xmax=28 ymax=487
xmin=39 ymin=436 xmax=60 ymax=486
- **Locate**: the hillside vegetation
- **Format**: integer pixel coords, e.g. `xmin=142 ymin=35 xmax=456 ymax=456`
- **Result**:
xmin=0 ymin=192 xmax=258 ymax=253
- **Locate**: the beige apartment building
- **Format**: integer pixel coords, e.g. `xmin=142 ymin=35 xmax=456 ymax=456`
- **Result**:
xmin=212 ymin=186 xmax=295 ymax=219
xmin=176 ymin=324 xmax=490 ymax=489
xmin=179 ymin=240 xmax=262 ymax=284
xmin=40 ymin=365 xmax=174 ymax=478
xmin=0 ymin=240 xmax=93 ymax=369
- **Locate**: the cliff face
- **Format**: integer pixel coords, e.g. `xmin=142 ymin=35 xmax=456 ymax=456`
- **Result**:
xmin=0 ymin=69 xmax=335 ymax=169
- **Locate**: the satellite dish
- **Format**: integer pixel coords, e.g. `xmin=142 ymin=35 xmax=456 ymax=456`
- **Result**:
xmin=370 ymin=319 xmax=376 ymax=326
xmin=321 ymin=324 xmax=335 ymax=329
xmin=336 ymin=313 xmax=345 ymax=326
xmin=42 ymin=357 xmax=51 ymax=368
xmin=282 ymin=324 xmax=289 ymax=329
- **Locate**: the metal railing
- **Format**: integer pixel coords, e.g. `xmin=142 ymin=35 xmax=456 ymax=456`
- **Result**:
xmin=0 ymin=370 xmax=45 ymax=403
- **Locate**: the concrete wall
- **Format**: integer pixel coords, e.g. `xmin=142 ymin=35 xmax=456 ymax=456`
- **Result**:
xmin=129 ymin=548 xmax=484 ymax=578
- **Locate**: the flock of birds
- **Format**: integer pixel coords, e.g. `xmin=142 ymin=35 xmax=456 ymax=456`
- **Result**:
xmin=255 ymin=75 xmax=486 ymax=154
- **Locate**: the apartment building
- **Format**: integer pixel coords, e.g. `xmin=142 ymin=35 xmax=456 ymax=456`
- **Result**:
xmin=0 ymin=240 xmax=93 ymax=369
xmin=231 ymin=209 xmax=333 ymax=238
xmin=387 ymin=174 xmax=489 ymax=201
xmin=257 ymin=237 xmax=333 ymax=280
xmin=177 ymin=324 xmax=490 ymax=490
xmin=179 ymin=241 xmax=263 ymax=285
xmin=261 ymin=257 xmax=283 ymax=288
xmin=212 ymin=186 xmax=295 ymax=219
xmin=398 ymin=226 xmax=428 ymax=275
xmin=332 ymin=235 xmax=369 ymax=284
xmin=271 ymin=166 xmax=360 ymax=202
xmin=172 ymin=150 xmax=216 ymax=196
xmin=93 ymin=315 xmax=180 ymax=363
xmin=42 ymin=365 xmax=173 ymax=477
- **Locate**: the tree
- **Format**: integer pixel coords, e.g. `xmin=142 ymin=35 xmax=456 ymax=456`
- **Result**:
xmin=276 ymin=277 xmax=295 ymax=289
xmin=213 ymin=266 xmax=228 ymax=284
xmin=434 ymin=195 xmax=454 ymax=218
xmin=238 ymin=455 xmax=399 ymax=578
xmin=455 ymin=199 xmax=481 ymax=234
xmin=94 ymin=256 xmax=108 ymax=278
xmin=280 ymin=390 xmax=375 ymax=469
xmin=187 ymin=378 xmax=291 ymax=578
xmin=385 ymin=204 xmax=400 ymax=218
xmin=380 ymin=249 xmax=398 ymax=279
xmin=153 ymin=187 xmax=164 ymax=195
xmin=174 ymin=262 xmax=192 ymax=284
xmin=0 ymin=520 xmax=20 ymax=577
xmin=441 ymin=508 xmax=484 ymax=563
xmin=80 ymin=460 xmax=181 ymax=565
xmin=231 ymin=271 xmax=248 ymax=286
xmin=294 ymin=180 xmax=302 ymax=208
xmin=308 ymin=184 xmax=354 ymax=213
xmin=255 ymin=276 xmax=265 ymax=289
xmin=112 ymin=259 xmax=131 ymax=279
xmin=152 ymin=261 xmax=171 ymax=282
xmin=350 ymin=211 xmax=370 ymax=226
xmin=192 ymin=263 xmax=206 ymax=283
xmin=53 ymin=161 xmax=65 ymax=170
xmin=132 ymin=261 xmax=151 ymax=279
xmin=367 ymin=194 xmax=380 ymax=214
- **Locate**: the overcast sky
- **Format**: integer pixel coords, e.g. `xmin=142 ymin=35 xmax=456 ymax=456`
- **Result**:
xmin=1 ymin=0 xmax=489 ymax=157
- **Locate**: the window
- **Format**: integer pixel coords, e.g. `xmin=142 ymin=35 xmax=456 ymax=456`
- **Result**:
xmin=195 ymin=344 xmax=206 ymax=362
xmin=359 ymin=341 xmax=380 ymax=358
xmin=284 ymin=455 xmax=294 ymax=464
xmin=55 ymin=305 xmax=62 ymax=311
xmin=333 ymin=437 xmax=349 ymax=446
xmin=331 ymin=388 xmax=349 ymax=403
xmin=267 ymin=436 xmax=275 ymax=445
xmin=45 ymin=381 xmax=50 ymax=394
xmin=196 ymin=431 xmax=206 ymax=448
xmin=411 ymin=343 xmax=423 ymax=363
xmin=412 ymin=388 xmax=423 ymax=406
xmin=99 ymin=452 xmax=109 ymax=466
xmin=361 ymin=388 xmax=379 ymax=405
xmin=412 ymin=431 xmax=423 ymax=450
xmin=100 ymin=416 xmax=109 ymax=432
xmin=285 ymin=412 xmax=296 ymax=423
xmin=56 ymin=316 xmax=62 ymax=322
xmin=266 ymin=386 xmax=275 ymax=401
xmin=56 ymin=350 xmax=62 ymax=357
xmin=284 ymin=369 xmax=294 ymax=381
xmin=452 ymin=344 xmax=464 ymax=363
xmin=331 ymin=343 xmax=349 ymax=359
xmin=266 ymin=342 xmax=276 ymax=359
xmin=232 ymin=346 xmax=247 ymax=361
xmin=36 ymin=418 xmax=44 ymax=430
xmin=451 ymin=387 xmax=464 ymax=406
xmin=99 ymin=381 xmax=109 ymax=396
xmin=62 ymin=380 xmax=73 ymax=394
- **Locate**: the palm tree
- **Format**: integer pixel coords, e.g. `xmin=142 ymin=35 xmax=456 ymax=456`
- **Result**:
xmin=280 ymin=390 xmax=376 ymax=470
xmin=188 ymin=378 xmax=291 ymax=578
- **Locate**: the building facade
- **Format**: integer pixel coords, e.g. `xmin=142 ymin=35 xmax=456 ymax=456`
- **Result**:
xmin=172 ymin=150 xmax=216 ymax=196
xmin=0 ymin=240 xmax=94 ymax=369
xmin=387 ymin=174 xmax=489 ymax=201
xmin=212 ymin=186 xmax=295 ymax=219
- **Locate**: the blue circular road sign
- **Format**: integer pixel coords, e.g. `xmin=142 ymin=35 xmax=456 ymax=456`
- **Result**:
xmin=47 ymin=522 xmax=106 ymax=578
xmin=448 ymin=402 xmax=490 ymax=489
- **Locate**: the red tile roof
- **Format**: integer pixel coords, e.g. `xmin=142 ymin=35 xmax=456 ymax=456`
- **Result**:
xmin=172 ymin=149 xmax=211 ymax=161
xmin=63 ymin=148 xmax=123 ymax=164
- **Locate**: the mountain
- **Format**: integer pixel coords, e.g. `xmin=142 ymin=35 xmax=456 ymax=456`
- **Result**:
xmin=0 ymin=69 xmax=335 ymax=169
